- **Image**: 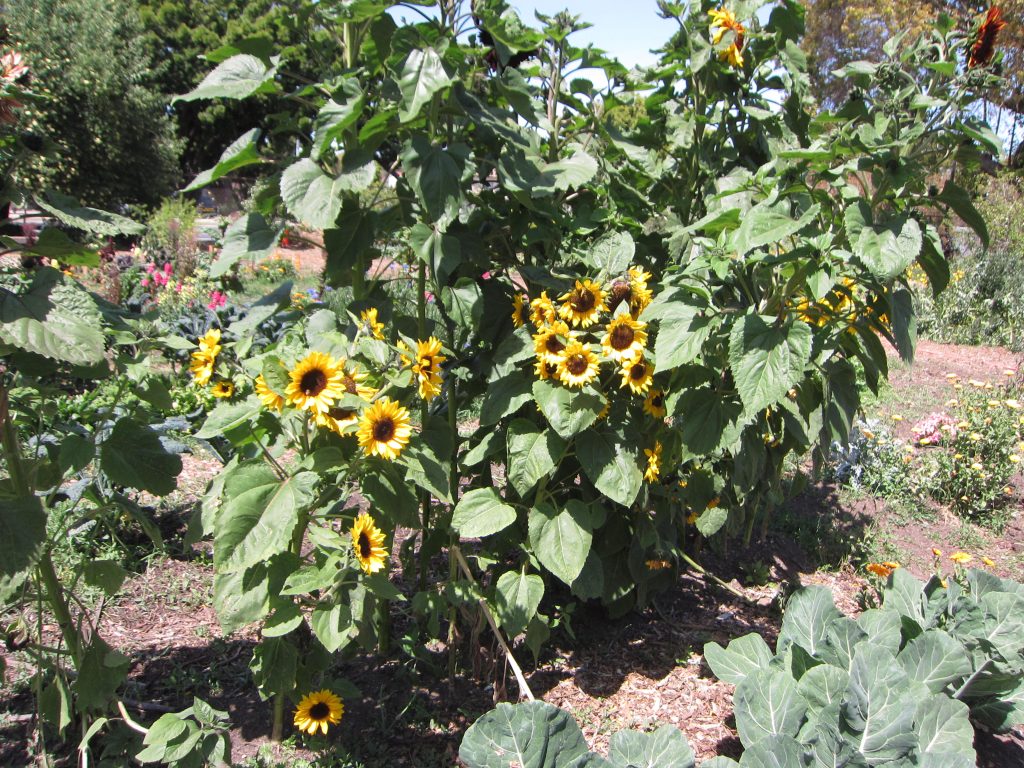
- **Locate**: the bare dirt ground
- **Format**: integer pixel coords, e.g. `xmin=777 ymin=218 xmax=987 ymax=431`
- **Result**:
xmin=2 ymin=339 xmax=1023 ymax=767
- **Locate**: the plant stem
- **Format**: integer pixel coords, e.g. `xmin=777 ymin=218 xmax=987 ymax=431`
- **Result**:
xmin=271 ymin=693 xmax=285 ymax=743
xmin=36 ymin=552 xmax=82 ymax=666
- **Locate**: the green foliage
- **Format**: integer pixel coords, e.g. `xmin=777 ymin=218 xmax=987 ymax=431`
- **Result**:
xmin=135 ymin=698 xmax=232 ymax=766
xmin=142 ymin=197 xmax=201 ymax=275
xmin=459 ymin=700 xmax=695 ymax=768
xmin=6 ymin=0 xmax=181 ymax=208
xmin=705 ymin=585 xmax=980 ymax=766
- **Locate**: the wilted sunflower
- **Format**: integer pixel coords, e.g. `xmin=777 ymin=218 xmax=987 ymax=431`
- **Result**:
xmin=709 ymin=7 xmax=745 ymax=68
xmin=211 ymin=380 xmax=234 ymax=399
xmin=413 ymin=337 xmax=446 ymax=401
xmin=357 ymin=397 xmax=412 ymax=460
xmin=602 ymin=314 xmax=648 ymax=363
xmin=286 ymin=352 xmax=345 ymax=414
xmin=511 ymin=294 xmax=527 ymax=328
xmin=968 ymin=6 xmax=1006 ymax=69
xmin=534 ymin=358 xmax=559 ymax=380
xmin=530 ymin=291 xmax=558 ymax=326
xmin=254 ymin=374 xmax=285 ymax=411
xmin=189 ymin=351 xmax=216 ymax=387
xmin=621 ymin=357 xmax=654 ymax=395
xmin=643 ymin=389 xmax=667 ymax=419
xmin=312 ymin=406 xmax=360 ymax=436
xmin=338 ymin=361 xmax=376 ymax=400
xmin=351 ymin=512 xmax=388 ymax=574
xmin=533 ymin=320 xmax=573 ymax=364
xmin=557 ymin=340 xmax=600 ymax=388
xmin=644 ymin=441 xmax=662 ymax=482
xmin=360 ymin=307 xmax=385 ymax=340
xmin=558 ymin=279 xmax=606 ymax=327
xmin=628 ymin=267 xmax=654 ymax=316
xmin=293 ymin=690 xmax=344 ymax=736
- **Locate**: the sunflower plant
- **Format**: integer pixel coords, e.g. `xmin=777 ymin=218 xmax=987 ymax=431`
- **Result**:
xmin=180 ymin=0 xmax=1002 ymax=734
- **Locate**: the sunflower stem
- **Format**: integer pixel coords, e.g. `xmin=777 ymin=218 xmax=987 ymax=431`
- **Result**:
xmin=416 ymin=258 xmax=431 ymax=592
xmin=271 ymin=692 xmax=285 ymax=743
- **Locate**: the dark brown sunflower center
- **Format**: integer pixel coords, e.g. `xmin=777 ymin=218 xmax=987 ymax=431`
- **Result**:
xmin=329 ymin=407 xmax=356 ymax=420
xmin=652 ymin=394 xmax=664 ymax=409
xmin=373 ymin=417 xmax=395 ymax=442
xmin=300 ymin=368 xmax=328 ymax=396
xmin=609 ymin=280 xmax=631 ymax=309
xmin=419 ymin=357 xmax=432 ymax=373
xmin=630 ymin=362 xmax=646 ymax=380
xmin=610 ymin=324 xmax=635 ymax=350
xmin=570 ymin=289 xmax=596 ymax=313
xmin=544 ymin=336 xmax=565 ymax=355
xmin=566 ymin=353 xmax=589 ymax=376
xmin=342 ymin=376 xmax=357 ymax=395
xmin=545 ymin=362 xmax=558 ymax=377
xmin=358 ymin=532 xmax=372 ymax=558
xmin=309 ymin=702 xmax=330 ymax=720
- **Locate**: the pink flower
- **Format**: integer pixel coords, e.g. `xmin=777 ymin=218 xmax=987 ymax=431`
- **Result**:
xmin=174 ymin=281 xmax=183 ymax=292
xmin=207 ymin=290 xmax=227 ymax=310
xmin=145 ymin=263 xmax=155 ymax=274
xmin=481 ymin=271 xmax=492 ymax=280
xmin=141 ymin=277 xmax=150 ymax=287
xmin=163 ymin=262 xmax=173 ymax=275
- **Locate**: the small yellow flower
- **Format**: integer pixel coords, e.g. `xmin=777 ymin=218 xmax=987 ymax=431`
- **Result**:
xmin=932 ymin=548 xmax=943 ymax=557
xmin=866 ymin=562 xmax=898 ymax=578
xmin=686 ymin=511 xmax=699 ymax=524
xmin=627 ymin=267 xmax=653 ymax=316
xmin=646 ymin=559 xmax=671 ymax=571
xmin=969 ymin=379 xmax=986 ymax=388
xmin=944 ymin=372 xmax=958 ymax=380
xmin=892 ymin=414 xmax=904 ymax=422
xmin=601 ymin=314 xmax=648 ymax=363
xmin=533 ymin=320 xmax=573 ymax=364
xmin=529 ymin=291 xmax=557 ymax=326
xmin=709 ymin=7 xmax=745 ymax=68
xmin=556 ymin=340 xmax=601 ymax=388
xmin=1010 ymin=455 xmax=1021 ymax=464
xmin=293 ymin=690 xmax=344 ymax=736
xmin=351 ymin=512 xmax=388 ymax=574
xmin=189 ymin=351 xmax=216 ymax=387
xmin=644 ymin=441 xmax=662 ymax=482
xmin=919 ymin=437 xmax=931 ymax=446
xmin=620 ymin=357 xmax=654 ymax=395
xmin=286 ymin=352 xmax=345 ymax=414
xmin=360 ymin=307 xmax=385 ymax=340
xmin=949 ymin=552 xmax=973 ymax=565
xmin=643 ymin=389 xmax=666 ymax=419
xmin=396 ymin=339 xmax=412 ymax=367
xmin=357 ymin=397 xmax=413 ymax=460
xmin=211 ymin=379 xmax=234 ymax=398
xmin=511 ymin=294 xmax=527 ymax=328
xmin=197 ymin=328 xmax=222 ymax=356
xmin=534 ymin=357 xmax=559 ymax=380
xmin=971 ymin=462 xmax=984 ymax=472
xmin=558 ymin=279 xmax=606 ymax=328
xmin=862 ymin=429 xmax=875 ymax=440
xmin=255 ymin=374 xmax=285 ymax=411
xmin=1003 ymin=369 xmax=1016 ymax=377
xmin=1005 ymin=399 xmax=1021 ymax=410
xmin=981 ymin=556 xmax=995 ymax=567
xmin=412 ymin=337 xmax=446 ymax=401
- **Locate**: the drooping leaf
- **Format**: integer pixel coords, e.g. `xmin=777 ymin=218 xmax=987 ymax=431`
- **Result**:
xmin=35 ymin=190 xmax=144 ymax=236
xmin=0 ymin=495 xmax=46 ymax=578
xmin=576 ymin=426 xmax=643 ymax=508
xmin=176 ymin=54 xmax=278 ymax=102
xmin=507 ymin=420 xmax=566 ymax=496
xmin=185 ymin=128 xmax=263 ymax=191
xmin=528 ymin=501 xmax=592 ymax=587
xmin=452 ymin=488 xmax=518 ymax=539
xmin=398 ymin=47 xmax=452 ymax=122
xmin=100 ymin=419 xmax=183 ymax=496
xmin=312 ymin=79 xmax=366 ymax=157
xmin=729 ymin=314 xmax=812 ymax=415
xmin=532 ymin=380 xmax=604 ymax=439
xmin=493 ymin=571 xmax=544 ymax=637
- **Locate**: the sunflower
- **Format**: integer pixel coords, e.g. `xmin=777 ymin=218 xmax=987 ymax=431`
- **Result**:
xmin=556 ymin=340 xmax=600 ymax=388
xmin=709 ymin=7 xmax=745 ymax=68
xmin=644 ymin=441 xmax=662 ymax=482
xmin=628 ymin=267 xmax=654 ymax=316
xmin=351 ymin=512 xmax=388 ymax=574
xmin=211 ymin=379 xmax=234 ymax=399
xmin=949 ymin=551 xmax=973 ymax=565
xmin=293 ymin=690 xmax=344 ymax=736
xmin=357 ymin=397 xmax=413 ymax=460
xmin=360 ymin=307 xmax=385 ymax=340
xmin=596 ymin=399 xmax=610 ymax=421
xmin=338 ymin=361 xmax=376 ymax=401
xmin=534 ymin=358 xmax=559 ymax=380
xmin=286 ymin=352 xmax=345 ymax=414
xmin=968 ymin=6 xmax=1006 ymax=69
xmin=643 ymin=388 xmax=667 ymax=419
xmin=533 ymin=320 xmax=573 ymax=364
xmin=602 ymin=314 xmax=648 ymax=363
xmin=254 ymin=374 xmax=285 ymax=411
xmin=396 ymin=339 xmax=412 ymax=367
xmin=197 ymin=329 xmax=221 ymax=356
xmin=621 ymin=357 xmax=654 ymax=395
xmin=413 ymin=337 xmax=446 ymax=401
xmin=558 ymin=279 xmax=606 ymax=328
xmin=529 ymin=291 xmax=557 ymax=326
xmin=312 ymin=406 xmax=360 ymax=436
xmin=511 ymin=294 xmax=527 ymax=328
xmin=189 ymin=351 xmax=216 ymax=387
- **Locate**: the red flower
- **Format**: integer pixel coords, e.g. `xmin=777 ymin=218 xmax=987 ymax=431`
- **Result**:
xmin=968 ymin=6 xmax=1007 ymax=69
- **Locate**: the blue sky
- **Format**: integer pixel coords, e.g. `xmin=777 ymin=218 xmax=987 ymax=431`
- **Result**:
xmin=510 ymin=1 xmax=675 ymax=68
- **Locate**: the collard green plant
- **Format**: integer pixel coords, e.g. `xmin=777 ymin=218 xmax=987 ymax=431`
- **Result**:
xmin=706 ymin=571 xmax=1024 ymax=766
xmin=459 ymin=700 xmax=695 ymax=768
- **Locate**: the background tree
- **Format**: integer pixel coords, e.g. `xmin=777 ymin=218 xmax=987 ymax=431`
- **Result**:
xmin=135 ymin=0 xmax=343 ymax=178
xmin=802 ymin=0 xmax=1024 ymax=159
xmin=6 ymin=0 xmax=182 ymax=210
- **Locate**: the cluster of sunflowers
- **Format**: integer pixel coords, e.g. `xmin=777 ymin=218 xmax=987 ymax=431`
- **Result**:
xmin=188 ymin=329 xmax=235 ymax=399
xmin=512 ymin=267 xmax=669 ymax=480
